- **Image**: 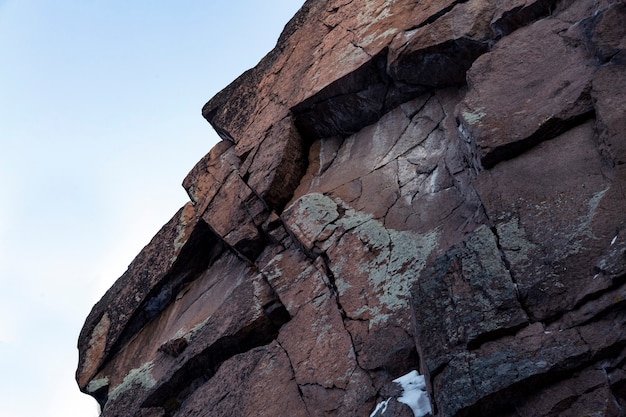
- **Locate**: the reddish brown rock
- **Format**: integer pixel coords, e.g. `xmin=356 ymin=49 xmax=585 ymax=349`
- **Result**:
xmin=413 ymin=225 xmax=529 ymax=375
xmin=458 ymin=17 xmax=596 ymax=168
xmin=76 ymin=203 xmax=222 ymax=390
xmin=78 ymin=1 xmax=626 ymax=416
xmin=475 ymin=121 xmax=614 ymax=321
xmin=583 ymin=1 xmax=626 ymax=63
xmin=592 ymin=61 xmax=626 ymax=165
xmin=175 ymin=343 xmax=309 ymax=417
xmin=387 ymin=0 xmax=493 ymax=88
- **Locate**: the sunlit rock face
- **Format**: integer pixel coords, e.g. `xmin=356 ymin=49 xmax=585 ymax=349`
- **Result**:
xmin=77 ymin=1 xmax=626 ymax=416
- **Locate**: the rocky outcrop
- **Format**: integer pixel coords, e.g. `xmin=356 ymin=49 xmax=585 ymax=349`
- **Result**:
xmin=77 ymin=1 xmax=626 ymax=416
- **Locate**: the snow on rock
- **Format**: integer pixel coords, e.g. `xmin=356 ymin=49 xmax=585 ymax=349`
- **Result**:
xmin=393 ymin=370 xmax=432 ymax=417
xmin=369 ymin=398 xmax=390 ymax=417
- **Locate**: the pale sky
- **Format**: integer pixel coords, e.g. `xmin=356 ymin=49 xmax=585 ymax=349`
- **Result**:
xmin=0 ymin=1 xmax=303 ymax=416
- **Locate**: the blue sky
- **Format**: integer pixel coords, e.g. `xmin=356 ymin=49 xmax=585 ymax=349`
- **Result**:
xmin=0 ymin=1 xmax=303 ymax=416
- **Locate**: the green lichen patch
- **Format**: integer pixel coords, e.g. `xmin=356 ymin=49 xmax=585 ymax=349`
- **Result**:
xmin=86 ymin=377 xmax=109 ymax=394
xmin=329 ymin=205 xmax=439 ymax=327
xmin=282 ymin=193 xmax=341 ymax=249
xmin=108 ymin=361 xmax=156 ymax=402
xmin=285 ymin=193 xmax=439 ymax=327
xmin=462 ymin=107 xmax=486 ymax=125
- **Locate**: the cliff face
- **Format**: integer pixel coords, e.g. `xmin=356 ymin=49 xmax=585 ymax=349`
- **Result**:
xmin=77 ymin=1 xmax=626 ymax=416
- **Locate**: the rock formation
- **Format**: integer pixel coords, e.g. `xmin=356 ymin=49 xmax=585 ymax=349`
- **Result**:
xmin=77 ymin=1 xmax=626 ymax=416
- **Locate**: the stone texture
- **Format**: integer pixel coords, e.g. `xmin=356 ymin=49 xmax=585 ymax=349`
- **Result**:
xmin=475 ymin=121 xmax=614 ymax=321
xmin=458 ymin=17 xmax=596 ymax=168
xmin=76 ymin=203 xmax=223 ymax=390
xmin=413 ymin=225 xmax=529 ymax=377
xmin=78 ymin=1 xmax=626 ymax=416
xmin=175 ymin=343 xmax=309 ymax=417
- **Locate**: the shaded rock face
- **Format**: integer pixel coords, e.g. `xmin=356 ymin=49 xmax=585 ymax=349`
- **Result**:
xmin=77 ymin=1 xmax=626 ymax=416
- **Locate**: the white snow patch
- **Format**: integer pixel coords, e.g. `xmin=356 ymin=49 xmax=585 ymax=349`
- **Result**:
xmin=393 ymin=370 xmax=432 ymax=417
xmin=369 ymin=398 xmax=391 ymax=417
xmin=611 ymin=235 xmax=618 ymax=246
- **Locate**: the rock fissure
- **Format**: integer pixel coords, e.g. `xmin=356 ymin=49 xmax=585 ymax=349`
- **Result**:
xmin=319 ymin=253 xmax=349 ymax=320
xmin=487 ymin=224 xmax=534 ymax=323
xmin=400 ymin=92 xmax=433 ymax=119
xmin=274 ymin=339 xmax=311 ymax=414
xmin=141 ymin=306 xmax=291 ymax=415
xmin=481 ymin=109 xmax=597 ymax=169
xmin=404 ymin=0 xmax=469 ymax=34
xmin=105 ymin=218 xmax=224 ymax=366
xmin=491 ymin=0 xmax=559 ymax=38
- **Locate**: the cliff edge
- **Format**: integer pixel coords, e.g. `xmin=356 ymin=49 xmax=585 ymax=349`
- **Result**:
xmin=77 ymin=1 xmax=626 ymax=416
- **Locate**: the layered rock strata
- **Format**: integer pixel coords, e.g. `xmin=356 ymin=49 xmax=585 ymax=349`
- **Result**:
xmin=77 ymin=1 xmax=626 ymax=416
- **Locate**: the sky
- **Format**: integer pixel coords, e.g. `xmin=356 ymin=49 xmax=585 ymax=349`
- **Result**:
xmin=0 ymin=1 xmax=303 ymax=416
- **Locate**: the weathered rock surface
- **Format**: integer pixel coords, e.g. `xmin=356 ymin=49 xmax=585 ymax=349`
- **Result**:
xmin=77 ymin=1 xmax=626 ymax=416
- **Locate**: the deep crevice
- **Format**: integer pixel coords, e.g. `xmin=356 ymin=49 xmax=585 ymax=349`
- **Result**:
xmin=490 ymin=0 xmax=559 ymax=39
xmin=389 ymin=37 xmax=490 ymax=88
xmin=275 ymin=340 xmax=312 ymax=417
xmin=107 ymin=220 xmax=225 ymax=361
xmin=141 ymin=303 xmax=291 ymax=416
xmin=454 ymin=363 xmax=597 ymax=417
xmin=455 ymin=310 xmax=626 ymax=416
xmin=404 ymin=0 xmax=469 ymax=33
xmin=466 ymin=322 xmax=529 ymax=351
xmin=481 ymin=110 xmax=596 ymax=169
xmin=319 ymin=253 xmax=348 ymax=320
xmin=554 ymin=279 xmax=626 ymax=329
xmin=488 ymin=225 xmax=534 ymax=323
xmin=264 ymin=119 xmax=311 ymax=214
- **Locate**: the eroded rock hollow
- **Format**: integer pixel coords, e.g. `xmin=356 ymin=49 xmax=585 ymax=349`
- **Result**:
xmin=77 ymin=1 xmax=626 ymax=416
